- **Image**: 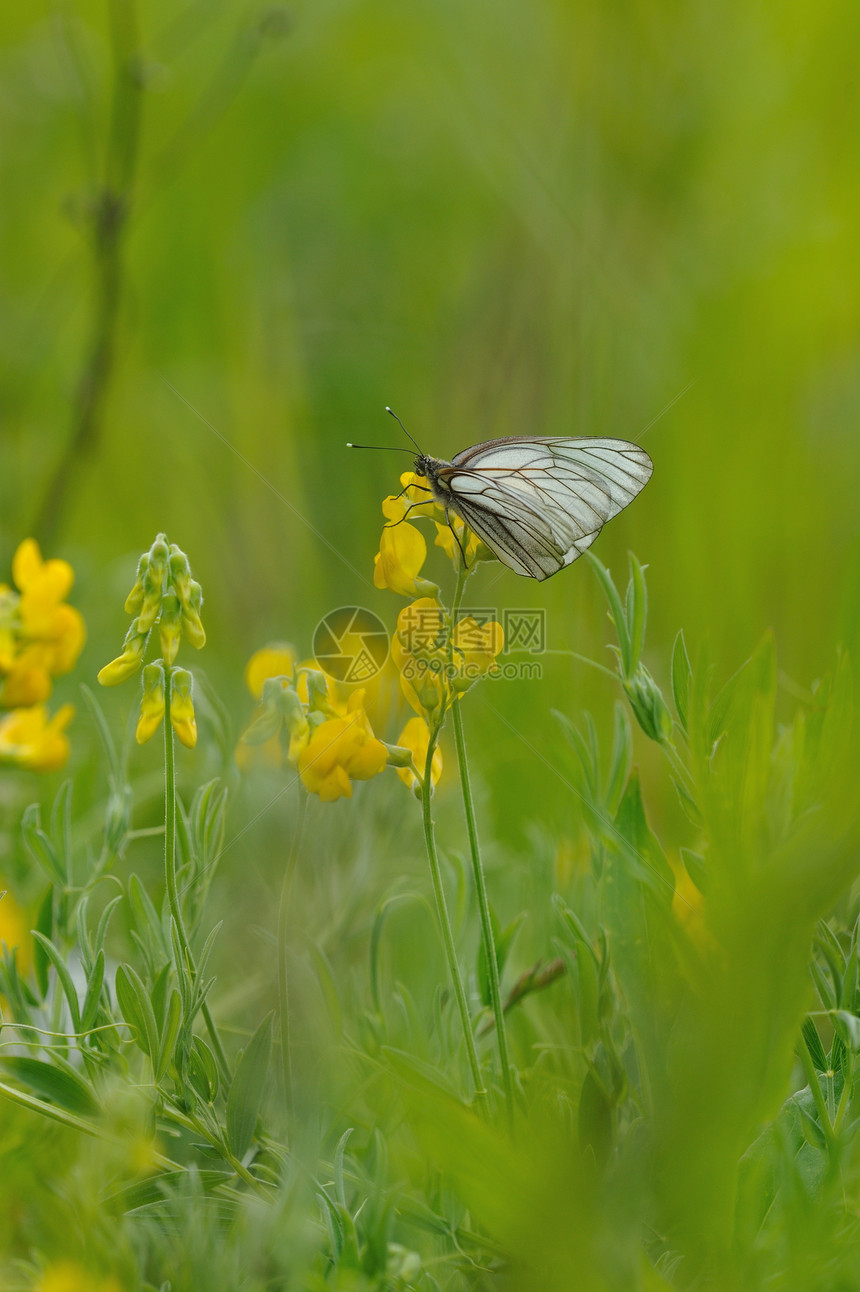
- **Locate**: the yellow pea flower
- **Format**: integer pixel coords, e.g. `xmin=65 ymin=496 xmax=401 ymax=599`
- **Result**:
xmin=381 ymin=472 xmax=438 ymax=525
xmin=135 ymin=663 xmax=166 ymax=744
xmin=451 ymin=616 xmax=505 ymax=690
xmin=373 ymin=522 xmax=438 ymax=598
xmin=396 ymin=716 xmax=443 ymax=795
xmin=0 ymin=644 xmax=53 ymax=706
xmin=0 ymin=884 xmax=32 ymax=972
xmin=0 ymin=703 xmax=74 ymax=771
xmin=297 ymin=691 xmax=387 ymax=801
xmin=245 ymin=644 xmax=296 ymax=698
xmin=169 ymin=668 xmax=197 ymax=749
xmin=433 ymin=517 xmax=482 ymax=567
xmin=97 ymin=621 xmax=148 ymax=686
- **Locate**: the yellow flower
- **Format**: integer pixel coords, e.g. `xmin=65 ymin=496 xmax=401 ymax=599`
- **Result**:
xmin=297 ymin=691 xmax=387 ymax=801
xmin=373 ymin=523 xmax=438 ymax=598
xmin=97 ymin=621 xmax=148 ymax=686
xmin=169 ymin=668 xmax=197 ymax=749
xmin=0 ymin=540 xmax=86 ymax=706
xmin=450 ymin=616 xmax=505 ymax=690
xmin=0 ymin=884 xmax=32 ymax=972
xmin=381 ymin=473 xmax=438 ymax=525
xmin=36 ymin=1261 xmax=122 ymax=1292
xmin=135 ymin=663 xmax=166 ymax=744
xmin=99 ymin=535 xmax=205 ymax=686
xmin=396 ymin=716 xmax=442 ymax=794
xmin=245 ymin=644 xmax=297 ymax=699
xmin=1 ymin=644 xmax=54 ymax=706
xmin=391 ymin=598 xmax=449 ymax=715
xmin=0 ymin=703 xmax=74 ymax=771
xmin=433 ymin=516 xmax=483 ymax=567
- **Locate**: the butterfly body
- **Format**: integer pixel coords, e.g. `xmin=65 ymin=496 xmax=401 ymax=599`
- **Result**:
xmin=412 ymin=435 xmax=653 ymax=581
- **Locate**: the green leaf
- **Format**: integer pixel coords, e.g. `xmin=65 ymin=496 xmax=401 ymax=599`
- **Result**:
xmin=801 ymin=1017 xmax=828 ymax=1073
xmin=115 ymin=964 xmax=159 ymax=1061
xmin=155 ymin=989 xmax=182 ymax=1082
xmin=0 ymin=1056 xmax=97 ymax=1116
xmin=586 ymin=552 xmax=632 ymax=679
xmin=832 ymin=1011 xmax=860 ymax=1051
xmin=332 ymin=1127 xmax=353 ymax=1208
xmin=627 ymin=553 xmax=648 ymax=675
xmin=50 ymin=779 xmax=73 ymax=885
xmin=93 ymin=894 xmax=123 ymax=958
xmin=613 ymin=770 xmax=674 ymax=900
xmin=226 ymin=1012 xmax=273 ymax=1159
xmin=33 ymin=886 xmax=53 ymax=999
xmin=188 ymin=1035 xmax=219 ymax=1103
xmin=81 ymin=949 xmax=106 ymax=1033
xmin=477 ymin=907 xmax=503 ymax=1009
xmin=605 ymin=704 xmax=632 ymax=815
xmin=680 ymin=848 xmax=707 ymax=895
xmin=671 ymin=630 xmax=692 ymax=731
xmin=31 ymin=931 xmax=81 ymax=1033
xmin=21 ymin=806 xmax=64 ymax=885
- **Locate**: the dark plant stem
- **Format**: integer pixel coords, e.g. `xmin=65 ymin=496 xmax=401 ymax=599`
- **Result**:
xmin=33 ymin=0 xmax=143 ymax=548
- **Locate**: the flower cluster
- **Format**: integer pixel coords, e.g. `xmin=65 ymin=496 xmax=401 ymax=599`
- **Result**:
xmin=392 ymin=598 xmax=504 ymax=717
xmin=371 ymin=473 xmax=503 ymax=781
xmin=0 ymin=539 xmax=85 ymax=771
xmin=239 ymin=646 xmax=389 ymax=801
xmin=98 ymin=534 xmax=204 ymax=748
xmin=373 ymin=472 xmax=487 ymax=597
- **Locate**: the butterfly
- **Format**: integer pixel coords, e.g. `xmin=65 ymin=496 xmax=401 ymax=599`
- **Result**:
xmin=348 ymin=411 xmax=653 ymax=581
xmin=409 ymin=436 xmax=653 ymax=581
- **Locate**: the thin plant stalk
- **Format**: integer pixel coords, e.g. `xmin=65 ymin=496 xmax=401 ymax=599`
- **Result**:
xmin=277 ymin=784 xmax=308 ymax=1111
xmin=420 ymin=719 xmax=486 ymax=1105
xmin=450 ymin=541 xmax=514 ymax=1119
xmin=163 ymin=665 xmax=231 ymax=1084
xmin=451 ymin=699 xmax=514 ymax=1122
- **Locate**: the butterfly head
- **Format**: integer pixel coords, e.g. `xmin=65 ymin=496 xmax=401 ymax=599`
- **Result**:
xmin=413 ymin=454 xmax=432 ymax=478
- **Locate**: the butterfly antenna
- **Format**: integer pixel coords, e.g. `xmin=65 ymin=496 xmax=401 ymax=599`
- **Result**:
xmin=385 ymin=406 xmax=423 ymax=453
xmin=346 ymin=443 xmax=415 ymax=454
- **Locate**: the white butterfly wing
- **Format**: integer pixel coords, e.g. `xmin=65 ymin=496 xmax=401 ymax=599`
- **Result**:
xmin=437 ymin=437 xmax=652 ymax=581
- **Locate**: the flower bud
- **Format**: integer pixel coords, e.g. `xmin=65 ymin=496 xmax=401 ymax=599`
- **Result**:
xmin=124 ymin=554 xmax=149 ymax=615
xmin=168 ymin=546 xmax=193 ymax=606
xmin=624 ymin=666 xmax=673 ymax=744
xmin=98 ymin=619 xmax=148 ymax=686
xmin=137 ymin=565 xmax=164 ymax=632
xmin=158 ymin=592 xmax=182 ymax=665
xmin=169 ymin=667 xmax=197 ymax=749
xmin=180 ymin=580 xmax=206 ymax=650
xmin=136 ymin=662 xmax=166 ymax=744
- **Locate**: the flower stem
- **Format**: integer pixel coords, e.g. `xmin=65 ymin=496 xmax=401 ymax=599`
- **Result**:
xmin=421 ymin=720 xmax=486 ymax=1105
xmin=277 ymin=784 xmax=307 ymax=1113
xmin=451 ymin=698 xmax=514 ymax=1123
xmin=163 ymin=665 xmax=231 ymax=1084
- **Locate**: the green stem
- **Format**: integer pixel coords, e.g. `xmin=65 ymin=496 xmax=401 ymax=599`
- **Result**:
xmin=451 ymin=698 xmax=514 ymax=1122
xmin=277 ymin=785 xmax=307 ymax=1112
xmin=420 ymin=718 xmax=485 ymax=1104
xmin=798 ymin=1034 xmax=836 ymax=1150
xmin=163 ymin=665 xmax=231 ymax=1084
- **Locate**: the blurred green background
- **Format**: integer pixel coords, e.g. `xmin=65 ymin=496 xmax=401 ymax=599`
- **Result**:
xmin=4 ymin=0 xmax=859 ymax=736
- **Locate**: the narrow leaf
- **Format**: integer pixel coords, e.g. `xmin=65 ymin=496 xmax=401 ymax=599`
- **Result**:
xmin=226 ymin=1012 xmax=273 ymax=1159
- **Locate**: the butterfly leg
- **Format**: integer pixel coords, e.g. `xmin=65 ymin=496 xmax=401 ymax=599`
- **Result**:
xmin=445 ymin=510 xmax=470 ymax=570
xmin=382 ymin=493 xmax=436 ymax=530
